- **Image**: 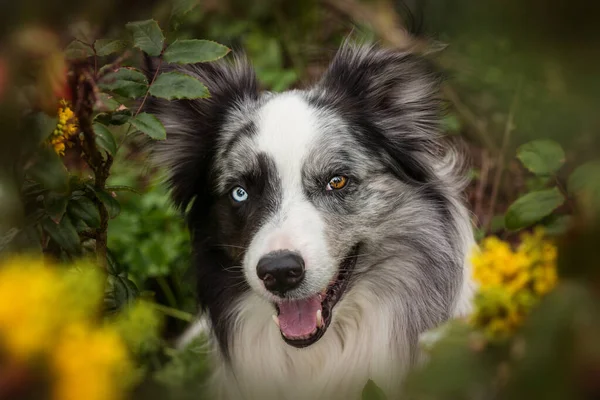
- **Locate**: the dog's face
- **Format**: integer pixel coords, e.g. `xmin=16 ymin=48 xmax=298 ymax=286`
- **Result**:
xmin=148 ymin=45 xmax=461 ymax=350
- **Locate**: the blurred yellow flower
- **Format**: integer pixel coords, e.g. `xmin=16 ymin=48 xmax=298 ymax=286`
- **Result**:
xmin=0 ymin=256 xmax=136 ymax=400
xmin=49 ymin=99 xmax=79 ymax=155
xmin=53 ymin=323 xmax=132 ymax=400
xmin=470 ymin=227 xmax=558 ymax=340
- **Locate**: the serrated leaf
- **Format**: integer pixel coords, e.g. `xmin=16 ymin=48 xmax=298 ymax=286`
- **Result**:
xmin=96 ymin=190 xmax=121 ymax=219
xmin=149 ymin=71 xmax=209 ymax=100
xmin=27 ymin=146 xmax=69 ymax=193
xmin=362 ymin=380 xmax=387 ymax=400
xmin=68 ymin=196 xmax=101 ymax=229
xmin=129 ymin=113 xmax=166 ymax=140
xmin=93 ymin=123 xmax=118 ymax=156
xmin=65 ymin=40 xmax=94 ymax=60
xmin=94 ymin=39 xmax=128 ymax=56
xmin=516 ymin=140 xmax=565 ymax=176
xmin=504 ymin=187 xmax=565 ymax=231
xmin=171 ymin=0 xmax=199 ymax=18
xmin=42 ymin=215 xmax=81 ymax=255
xmin=99 ymin=68 xmax=148 ymax=99
xmin=95 ymin=93 xmax=121 ymax=112
xmin=163 ymin=40 xmax=230 ymax=64
xmin=125 ymin=20 xmax=165 ymax=56
xmin=44 ymin=192 xmax=69 ymax=224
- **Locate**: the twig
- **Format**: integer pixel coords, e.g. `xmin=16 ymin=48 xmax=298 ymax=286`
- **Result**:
xmin=149 ymin=303 xmax=195 ymax=322
xmin=485 ymin=80 xmax=522 ymax=232
xmin=135 ymin=56 xmax=162 ymax=117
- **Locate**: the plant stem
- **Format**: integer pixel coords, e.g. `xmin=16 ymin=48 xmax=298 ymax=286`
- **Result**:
xmin=150 ymin=303 xmax=195 ymax=322
xmin=486 ymin=80 xmax=522 ymax=233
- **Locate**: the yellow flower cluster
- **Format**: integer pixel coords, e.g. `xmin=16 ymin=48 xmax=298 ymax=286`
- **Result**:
xmin=49 ymin=99 xmax=78 ymax=155
xmin=470 ymin=228 xmax=558 ymax=340
xmin=0 ymin=257 xmax=134 ymax=400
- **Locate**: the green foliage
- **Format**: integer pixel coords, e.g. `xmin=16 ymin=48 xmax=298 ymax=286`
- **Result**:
xmin=163 ymin=39 xmax=230 ymax=64
xmin=126 ymin=19 xmax=165 ymax=56
xmin=130 ymin=113 xmax=167 ymax=140
xmin=99 ymin=68 xmax=149 ymax=99
xmin=68 ymin=196 xmax=101 ymax=229
xmin=504 ymin=187 xmax=565 ymax=231
xmin=94 ymin=39 xmax=129 ymax=57
xmin=94 ymin=122 xmax=118 ymax=156
xmin=149 ymin=71 xmax=209 ymax=100
xmin=107 ymin=180 xmax=190 ymax=282
xmin=568 ymin=160 xmax=600 ymax=212
xmin=516 ymin=139 xmax=565 ymax=176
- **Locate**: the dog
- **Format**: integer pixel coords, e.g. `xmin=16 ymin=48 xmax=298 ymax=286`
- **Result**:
xmin=146 ymin=43 xmax=475 ymax=400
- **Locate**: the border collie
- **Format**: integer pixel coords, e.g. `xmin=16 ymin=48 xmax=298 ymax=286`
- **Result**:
xmin=146 ymin=43 xmax=475 ymax=400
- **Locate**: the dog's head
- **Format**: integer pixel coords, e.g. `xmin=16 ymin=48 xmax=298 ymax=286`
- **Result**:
xmin=147 ymin=44 xmax=464 ymax=349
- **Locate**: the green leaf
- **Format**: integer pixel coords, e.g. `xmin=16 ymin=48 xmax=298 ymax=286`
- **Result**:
xmin=68 ymin=196 xmax=101 ymax=229
xmin=107 ymin=249 xmax=128 ymax=277
xmin=567 ymin=160 xmax=600 ymax=212
xmin=27 ymin=146 xmax=69 ymax=193
xmin=95 ymin=93 xmax=121 ymax=112
xmin=149 ymin=71 xmax=209 ymax=100
xmin=99 ymin=68 xmax=148 ymax=99
xmin=171 ymin=0 xmax=199 ymax=18
xmin=105 ymin=275 xmax=138 ymax=313
xmin=129 ymin=113 xmax=166 ymax=140
xmin=44 ymin=192 xmax=69 ymax=224
xmin=94 ymin=39 xmax=128 ymax=56
xmin=42 ymin=215 xmax=81 ymax=255
xmin=125 ymin=20 xmax=165 ymax=56
xmin=93 ymin=123 xmax=118 ymax=156
xmin=568 ymin=160 xmax=600 ymax=195
xmin=362 ymin=380 xmax=387 ymax=400
xmin=96 ymin=190 xmax=121 ymax=219
xmin=163 ymin=40 xmax=230 ymax=64
xmin=543 ymin=214 xmax=572 ymax=236
xmin=65 ymin=40 xmax=94 ymax=60
xmin=105 ymin=185 xmax=141 ymax=195
xmin=516 ymin=139 xmax=565 ymax=176
xmin=504 ymin=187 xmax=565 ymax=231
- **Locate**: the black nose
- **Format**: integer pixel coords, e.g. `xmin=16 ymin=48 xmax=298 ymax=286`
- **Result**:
xmin=256 ymin=251 xmax=305 ymax=295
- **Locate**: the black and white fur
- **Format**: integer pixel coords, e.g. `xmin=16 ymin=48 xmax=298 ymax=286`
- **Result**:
xmin=146 ymin=43 xmax=475 ymax=400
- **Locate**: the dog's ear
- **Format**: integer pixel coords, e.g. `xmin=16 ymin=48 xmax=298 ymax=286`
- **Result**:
xmin=144 ymin=55 xmax=259 ymax=211
xmin=313 ymin=43 xmax=444 ymax=184
xmin=315 ymin=43 xmax=443 ymax=147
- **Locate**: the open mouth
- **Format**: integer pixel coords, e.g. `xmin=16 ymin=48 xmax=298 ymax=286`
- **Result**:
xmin=272 ymin=244 xmax=360 ymax=348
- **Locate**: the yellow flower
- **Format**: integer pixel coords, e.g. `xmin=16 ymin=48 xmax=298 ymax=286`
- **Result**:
xmin=0 ymin=258 xmax=62 ymax=360
xmin=0 ymin=256 xmax=138 ymax=400
xmin=48 ymin=99 xmax=79 ymax=156
xmin=469 ymin=228 xmax=558 ymax=340
xmin=52 ymin=323 xmax=132 ymax=400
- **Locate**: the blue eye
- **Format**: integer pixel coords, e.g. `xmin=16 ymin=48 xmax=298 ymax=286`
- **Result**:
xmin=231 ymin=186 xmax=249 ymax=202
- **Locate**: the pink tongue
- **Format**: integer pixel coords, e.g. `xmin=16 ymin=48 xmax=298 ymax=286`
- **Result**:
xmin=277 ymin=295 xmax=321 ymax=339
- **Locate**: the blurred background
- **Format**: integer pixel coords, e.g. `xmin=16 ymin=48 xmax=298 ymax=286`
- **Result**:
xmin=1 ymin=0 xmax=599 ymax=398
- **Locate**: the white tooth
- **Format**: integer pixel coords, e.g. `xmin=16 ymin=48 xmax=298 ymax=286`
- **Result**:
xmin=316 ymin=309 xmax=323 ymax=328
xmin=272 ymin=315 xmax=280 ymax=328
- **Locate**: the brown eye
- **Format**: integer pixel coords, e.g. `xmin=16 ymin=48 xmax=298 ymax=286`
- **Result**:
xmin=326 ymin=176 xmax=348 ymax=191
